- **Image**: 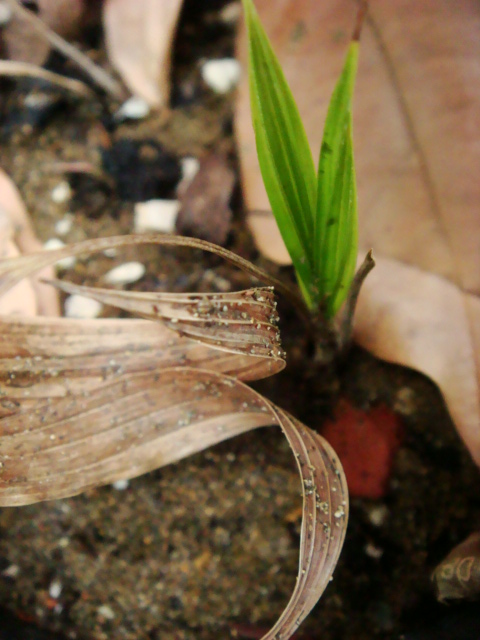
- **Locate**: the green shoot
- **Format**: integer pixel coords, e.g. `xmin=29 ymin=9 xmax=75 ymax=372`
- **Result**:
xmin=243 ymin=0 xmax=359 ymax=319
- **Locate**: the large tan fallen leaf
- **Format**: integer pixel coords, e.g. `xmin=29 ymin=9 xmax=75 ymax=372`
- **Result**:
xmin=0 ymin=168 xmax=59 ymax=316
xmin=103 ymin=0 xmax=183 ymax=107
xmin=235 ymin=0 xmax=480 ymax=465
xmin=0 ymin=235 xmax=348 ymax=639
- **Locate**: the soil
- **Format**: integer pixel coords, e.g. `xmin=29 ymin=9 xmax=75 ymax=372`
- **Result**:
xmin=0 ymin=2 xmax=479 ymax=640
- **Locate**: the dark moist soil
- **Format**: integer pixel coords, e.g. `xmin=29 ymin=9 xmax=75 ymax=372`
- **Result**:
xmin=1 ymin=2 xmax=479 ymax=640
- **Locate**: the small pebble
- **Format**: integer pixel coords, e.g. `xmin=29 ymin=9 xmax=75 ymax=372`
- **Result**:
xmin=24 ymin=93 xmax=52 ymax=109
xmin=43 ymin=238 xmax=76 ymax=269
xmin=104 ymin=262 xmax=145 ymax=286
xmin=48 ymin=579 xmax=62 ymax=599
xmin=112 ymin=479 xmax=130 ymax=491
xmin=64 ymin=294 xmax=102 ymax=319
xmin=134 ymin=199 xmax=179 ymax=233
xmin=114 ymin=96 xmax=150 ymax=121
xmin=97 ymin=605 xmax=115 ymax=620
xmin=201 ymin=58 xmax=241 ymax=94
xmin=54 ymin=213 xmax=73 ymax=236
xmin=51 ymin=181 xmax=71 ymax=204
xmin=1 ymin=564 xmax=19 ymax=578
xmin=180 ymin=157 xmax=200 ymax=184
xmin=365 ymin=543 xmax=384 ymax=559
xmin=219 ymin=2 xmax=241 ymax=24
xmin=202 ymin=269 xmax=231 ymax=292
xmin=393 ymin=386 xmax=417 ymax=416
xmin=367 ymin=504 xmax=389 ymax=527
xmin=0 ymin=2 xmax=12 ymax=25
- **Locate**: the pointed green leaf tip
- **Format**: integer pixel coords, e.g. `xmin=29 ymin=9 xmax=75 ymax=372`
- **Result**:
xmin=243 ymin=0 xmax=359 ymax=318
xmin=314 ymin=42 xmax=358 ymax=318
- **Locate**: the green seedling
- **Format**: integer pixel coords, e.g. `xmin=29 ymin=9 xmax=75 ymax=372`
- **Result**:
xmin=243 ymin=0 xmax=372 ymax=352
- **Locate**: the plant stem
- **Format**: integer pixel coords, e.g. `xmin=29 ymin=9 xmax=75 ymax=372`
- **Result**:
xmin=338 ymin=249 xmax=375 ymax=354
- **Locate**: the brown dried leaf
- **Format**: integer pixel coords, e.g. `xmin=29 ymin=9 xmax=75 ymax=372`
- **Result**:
xmin=235 ymin=0 xmax=480 ymax=464
xmin=0 ymin=232 xmax=304 ymax=324
xmin=0 ymin=358 xmax=347 ymax=638
xmin=103 ymin=0 xmax=183 ymax=107
xmin=432 ymin=531 xmax=480 ymax=602
xmin=176 ymin=151 xmax=236 ymax=246
xmin=47 ymin=278 xmax=284 ymax=366
xmin=0 ymin=235 xmax=348 ymax=638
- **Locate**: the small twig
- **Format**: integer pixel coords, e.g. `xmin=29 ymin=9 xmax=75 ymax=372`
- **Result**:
xmin=48 ymin=161 xmax=116 ymax=191
xmin=352 ymin=0 xmax=368 ymax=41
xmin=338 ymin=249 xmax=375 ymax=353
xmin=4 ymin=0 xmax=125 ymax=99
xmin=0 ymin=60 xmax=94 ymax=98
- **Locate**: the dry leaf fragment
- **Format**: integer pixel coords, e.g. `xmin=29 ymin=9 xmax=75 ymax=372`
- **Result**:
xmin=47 ymin=279 xmax=284 ymax=363
xmin=176 ymin=151 xmax=235 ymax=246
xmin=103 ymin=0 xmax=183 ymax=107
xmin=0 ymin=234 xmax=348 ymax=639
xmin=235 ymin=0 xmax=480 ymax=465
xmin=432 ymin=531 xmax=480 ymax=602
xmin=0 ymin=168 xmax=59 ymax=316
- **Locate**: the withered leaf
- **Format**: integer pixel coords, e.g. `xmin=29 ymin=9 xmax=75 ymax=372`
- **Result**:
xmin=0 ymin=235 xmax=348 ymax=640
xmin=176 ymin=151 xmax=236 ymax=246
xmin=432 ymin=531 xmax=480 ymax=602
xmin=103 ymin=0 xmax=183 ymax=107
xmin=46 ymin=279 xmax=284 ymax=365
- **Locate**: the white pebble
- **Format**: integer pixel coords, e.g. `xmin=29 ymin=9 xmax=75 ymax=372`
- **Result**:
xmin=201 ymin=58 xmax=241 ymax=94
xmin=364 ymin=543 xmax=384 ymax=560
xmin=112 ymin=478 xmax=129 ymax=491
xmin=104 ymin=262 xmax=145 ymax=286
xmin=49 ymin=579 xmax=63 ymax=599
xmin=219 ymin=2 xmax=241 ymax=24
xmin=134 ymin=199 xmax=179 ymax=233
xmin=51 ymin=181 xmax=71 ymax=204
xmin=97 ymin=605 xmax=115 ymax=620
xmin=181 ymin=157 xmax=200 ymax=184
xmin=64 ymin=294 xmax=102 ymax=319
xmin=0 ymin=2 xmax=12 ymax=26
xmin=367 ymin=504 xmax=389 ymax=527
xmin=43 ymin=238 xmax=76 ymax=269
xmin=44 ymin=238 xmax=65 ymax=251
xmin=54 ymin=214 xmax=73 ymax=236
xmin=115 ymin=96 xmax=150 ymax=121
xmin=24 ymin=93 xmax=51 ymax=109
xmin=2 ymin=564 xmax=19 ymax=578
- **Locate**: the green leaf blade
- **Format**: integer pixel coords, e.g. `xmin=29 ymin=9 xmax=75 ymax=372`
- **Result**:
xmin=324 ymin=122 xmax=358 ymax=317
xmin=314 ymin=42 xmax=359 ymax=317
xmin=243 ymin=0 xmax=317 ymax=309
